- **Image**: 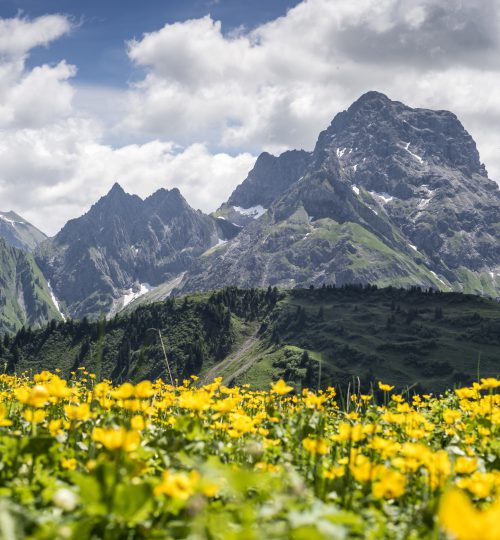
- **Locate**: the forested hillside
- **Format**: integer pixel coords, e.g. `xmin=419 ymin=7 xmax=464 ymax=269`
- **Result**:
xmin=1 ymin=286 xmax=499 ymax=393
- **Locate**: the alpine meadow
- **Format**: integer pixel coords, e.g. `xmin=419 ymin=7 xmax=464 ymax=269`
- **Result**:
xmin=0 ymin=1 xmax=499 ymax=539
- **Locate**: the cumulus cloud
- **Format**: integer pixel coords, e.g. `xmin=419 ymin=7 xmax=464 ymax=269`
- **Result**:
xmin=123 ymin=0 xmax=500 ymax=182
xmin=0 ymin=14 xmax=254 ymax=235
xmin=0 ymin=14 xmax=72 ymax=58
xmin=0 ymin=115 xmax=254 ymax=235
xmin=2 ymin=2 xmax=500 ymax=236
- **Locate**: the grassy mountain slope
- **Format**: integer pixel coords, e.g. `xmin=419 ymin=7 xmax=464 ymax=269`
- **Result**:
xmin=1 ymin=286 xmax=498 ymax=393
xmin=0 ymin=238 xmax=62 ymax=333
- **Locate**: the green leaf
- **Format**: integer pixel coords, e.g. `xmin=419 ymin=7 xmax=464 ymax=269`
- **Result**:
xmin=112 ymin=482 xmax=153 ymax=525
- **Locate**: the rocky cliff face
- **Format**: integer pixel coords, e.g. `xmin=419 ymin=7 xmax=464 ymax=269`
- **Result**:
xmin=0 ymin=238 xmax=62 ymax=333
xmin=179 ymin=92 xmax=500 ymax=297
xmin=215 ymin=150 xmax=311 ymax=226
xmin=36 ymin=184 xmax=236 ymax=319
xmin=0 ymin=211 xmax=47 ymax=252
xmin=12 ymin=91 xmax=499 ymax=325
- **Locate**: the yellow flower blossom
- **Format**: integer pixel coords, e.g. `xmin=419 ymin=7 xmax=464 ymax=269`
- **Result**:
xmin=455 ymin=457 xmax=478 ymax=475
xmin=92 ymin=427 xmax=141 ymax=452
xmin=271 ymin=379 xmax=293 ymax=395
xmin=61 ymin=457 xmax=77 ymax=470
xmin=372 ymin=469 xmax=406 ymax=499
xmin=303 ymin=437 xmax=329 ymax=455
xmin=480 ymin=378 xmax=500 ymax=390
xmin=154 ymin=470 xmax=199 ymax=500
xmin=15 ymin=385 xmax=50 ymax=408
xmin=378 ymin=382 xmax=394 ymax=392
xmin=111 ymin=383 xmax=135 ymax=400
xmin=0 ymin=404 xmax=12 ymax=427
xmin=23 ymin=409 xmax=46 ymax=423
xmin=64 ymin=403 xmax=92 ymax=422
xmin=439 ymin=489 xmax=500 ymax=540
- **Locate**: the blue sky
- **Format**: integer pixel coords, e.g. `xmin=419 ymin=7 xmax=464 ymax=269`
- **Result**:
xmin=2 ymin=0 xmax=301 ymax=86
xmin=0 ymin=0 xmax=498 ymax=234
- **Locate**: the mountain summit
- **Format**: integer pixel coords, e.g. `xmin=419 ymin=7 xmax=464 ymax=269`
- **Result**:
xmin=36 ymin=185 xmax=237 ymax=319
xmin=0 ymin=211 xmax=47 ymax=252
xmin=14 ymin=92 xmax=500 ymax=323
xmin=179 ymin=92 xmax=500 ymax=297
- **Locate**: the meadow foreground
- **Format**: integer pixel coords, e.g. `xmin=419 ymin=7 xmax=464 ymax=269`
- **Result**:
xmin=0 ymin=370 xmax=499 ymax=539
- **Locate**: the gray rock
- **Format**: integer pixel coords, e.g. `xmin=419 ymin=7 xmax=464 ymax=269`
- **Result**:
xmin=179 ymin=92 xmax=500 ymax=298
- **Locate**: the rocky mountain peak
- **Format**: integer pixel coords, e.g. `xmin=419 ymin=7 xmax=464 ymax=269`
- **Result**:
xmin=179 ymin=92 xmax=500 ymax=300
xmin=226 ymin=149 xmax=311 ymax=210
xmin=315 ymin=92 xmax=486 ymax=182
xmin=0 ymin=210 xmax=47 ymax=252
xmin=109 ymin=181 xmax=125 ymax=194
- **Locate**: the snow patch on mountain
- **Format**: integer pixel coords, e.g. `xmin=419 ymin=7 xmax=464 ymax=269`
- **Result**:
xmin=369 ymin=191 xmax=395 ymax=205
xmin=122 ymin=283 xmax=154 ymax=308
xmin=233 ymin=205 xmax=267 ymax=219
xmin=0 ymin=214 xmax=24 ymax=227
xmin=430 ymin=271 xmax=447 ymax=286
xmin=48 ymin=281 xmax=66 ymax=322
xmin=403 ymin=142 xmax=425 ymax=164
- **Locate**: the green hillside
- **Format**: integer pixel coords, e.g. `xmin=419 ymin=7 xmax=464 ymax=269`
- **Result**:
xmin=1 ymin=286 xmax=499 ymax=393
xmin=0 ymin=238 xmax=62 ymax=333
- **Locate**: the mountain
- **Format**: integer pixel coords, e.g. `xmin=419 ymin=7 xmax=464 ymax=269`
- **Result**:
xmin=0 ymin=237 xmax=63 ymax=333
xmin=179 ymin=92 xmax=500 ymax=297
xmin=0 ymin=211 xmax=47 ymax=251
xmin=214 ymin=150 xmax=311 ymax=226
xmin=36 ymin=183 xmax=239 ymax=320
xmin=3 ymin=286 xmax=499 ymax=394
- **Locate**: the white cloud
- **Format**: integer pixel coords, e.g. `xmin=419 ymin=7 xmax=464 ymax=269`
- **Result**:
xmin=1 ymin=2 xmax=500 ymax=238
xmin=0 ymin=15 xmax=254 ymax=235
xmin=123 ymin=0 xmax=500 ymax=182
xmin=0 ymin=14 xmax=72 ymax=58
xmin=0 ymin=61 xmax=76 ymax=128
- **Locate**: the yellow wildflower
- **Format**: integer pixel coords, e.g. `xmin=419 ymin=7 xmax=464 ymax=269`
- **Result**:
xmin=154 ymin=470 xmax=199 ymax=500
xmin=480 ymin=378 xmax=500 ymax=390
xmin=16 ymin=385 xmax=50 ymax=408
xmin=131 ymin=415 xmax=145 ymax=431
xmin=92 ymin=427 xmax=141 ymax=452
xmin=61 ymin=457 xmax=77 ymax=471
xmin=23 ymin=409 xmax=46 ymax=423
xmin=64 ymin=403 xmax=92 ymax=422
xmin=303 ymin=437 xmax=329 ymax=455
xmin=372 ymin=469 xmax=406 ymax=499
xmin=111 ymin=383 xmax=135 ymax=400
xmin=271 ymin=379 xmax=293 ymax=395
xmin=439 ymin=489 xmax=500 ymax=540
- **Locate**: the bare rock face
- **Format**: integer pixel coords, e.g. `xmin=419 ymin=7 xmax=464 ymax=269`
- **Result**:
xmin=180 ymin=92 xmax=500 ymax=297
xmin=36 ymin=184 xmax=235 ymax=319
xmin=27 ymin=92 xmax=500 ymax=322
xmin=228 ymin=150 xmax=312 ymax=209
xmin=216 ymin=150 xmax=312 ymax=227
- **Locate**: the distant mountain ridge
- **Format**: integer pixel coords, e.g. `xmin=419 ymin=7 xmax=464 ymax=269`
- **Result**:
xmin=0 ymin=211 xmax=47 ymax=252
xmin=35 ymin=183 xmax=239 ymax=320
